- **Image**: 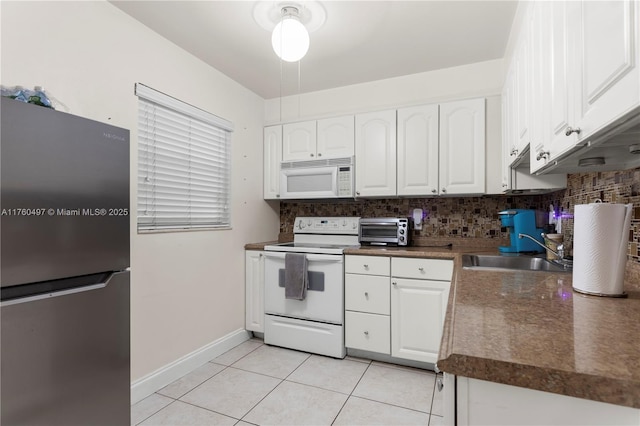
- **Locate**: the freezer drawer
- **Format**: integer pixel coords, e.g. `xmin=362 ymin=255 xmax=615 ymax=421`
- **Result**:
xmin=1 ymin=271 xmax=130 ymax=426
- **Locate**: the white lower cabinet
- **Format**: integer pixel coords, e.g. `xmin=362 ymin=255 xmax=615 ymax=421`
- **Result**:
xmin=391 ymin=278 xmax=449 ymax=363
xmin=345 ymin=311 xmax=390 ymax=354
xmin=345 ymin=255 xmax=453 ymax=364
xmin=391 ymin=257 xmax=453 ymax=363
xmin=245 ymin=250 xmax=264 ymax=333
xmin=456 ymin=377 xmax=640 ymax=426
xmin=345 ymin=255 xmax=391 ymax=354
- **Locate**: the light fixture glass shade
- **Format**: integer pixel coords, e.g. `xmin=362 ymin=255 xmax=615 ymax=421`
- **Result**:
xmin=272 ymin=16 xmax=310 ymax=62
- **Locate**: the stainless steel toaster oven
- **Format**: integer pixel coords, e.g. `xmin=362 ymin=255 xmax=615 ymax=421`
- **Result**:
xmin=359 ymin=218 xmax=410 ymax=246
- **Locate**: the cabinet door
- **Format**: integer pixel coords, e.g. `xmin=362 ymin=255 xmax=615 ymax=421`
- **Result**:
xmin=282 ymin=121 xmax=317 ymax=161
xmin=439 ymin=99 xmax=485 ymax=195
xmin=245 ymin=251 xmax=264 ymax=333
xmin=355 ymin=110 xmax=397 ymax=197
xmin=544 ymin=0 xmax=580 ymax=164
xmin=574 ymin=0 xmax=640 ymax=141
xmin=530 ymin=1 xmax=553 ymax=173
xmin=397 ymin=104 xmax=439 ymax=196
xmin=391 ymin=277 xmax=450 ymax=363
xmin=501 ymin=69 xmax=514 ymax=190
xmin=514 ymin=21 xmax=531 ymax=155
xmin=263 ymin=126 xmax=282 ymax=200
xmin=317 ymin=116 xmax=354 ymax=159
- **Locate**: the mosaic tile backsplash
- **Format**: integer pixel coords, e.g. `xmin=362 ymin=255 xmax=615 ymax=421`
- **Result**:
xmin=280 ymin=168 xmax=640 ymax=263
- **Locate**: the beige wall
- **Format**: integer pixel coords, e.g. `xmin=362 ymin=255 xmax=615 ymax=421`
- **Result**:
xmin=1 ymin=1 xmax=279 ymax=381
xmin=264 ymin=59 xmax=505 ymax=123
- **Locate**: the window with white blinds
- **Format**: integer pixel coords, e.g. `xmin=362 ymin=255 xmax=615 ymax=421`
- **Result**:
xmin=135 ymin=83 xmax=233 ymax=232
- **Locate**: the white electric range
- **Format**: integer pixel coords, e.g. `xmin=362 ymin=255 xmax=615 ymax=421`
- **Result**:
xmin=263 ymin=217 xmax=360 ymax=358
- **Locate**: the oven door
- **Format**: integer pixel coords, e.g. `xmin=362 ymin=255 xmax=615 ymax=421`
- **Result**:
xmin=264 ymin=252 xmax=344 ymax=324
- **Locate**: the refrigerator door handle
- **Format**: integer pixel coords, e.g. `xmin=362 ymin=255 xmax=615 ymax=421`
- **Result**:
xmin=0 ymin=272 xmax=118 ymax=307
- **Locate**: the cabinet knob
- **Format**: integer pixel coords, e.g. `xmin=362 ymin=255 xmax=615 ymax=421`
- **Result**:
xmin=363 ymin=264 xmax=369 ymax=269
xmin=364 ymin=292 xmax=369 ymax=298
xmin=259 ymin=253 xmax=263 ymax=258
xmin=565 ymin=126 xmax=581 ymax=136
xmin=502 ymin=183 xmax=508 ymax=188
xmin=310 ymin=153 xmax=314 ymax=157
xmin=392 ymin=281 xmax=397 ymax=286
xmin=364 ymin=331 xmax=369 ymax=336
xmin=356 ymin=191 xmax=360 ymax=196
xmin=418 ymin=267 xmax=424 ymax=272
xmin=431 ymin=189 xmax=437 ymax=194
xmin=437 ymin=378 xmax=444 ymax=392
xmin=536 ymin=151 xmax=550 ymax=161
xmin=317 ymin=153 xmax=322 ymax=157
xmin=510 ymin=148 xmax=518 ymax=156
xmin=441 ymin=188 xmax=447 ymax=193
xmin=276 ymin=194 xmax=280 ymax=198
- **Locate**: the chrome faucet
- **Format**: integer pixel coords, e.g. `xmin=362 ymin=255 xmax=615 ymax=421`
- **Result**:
xmin=518 ymin=233 xmax=570 ymax=267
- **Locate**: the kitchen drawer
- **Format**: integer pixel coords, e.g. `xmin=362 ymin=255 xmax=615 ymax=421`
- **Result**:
xmin=391 ymin=257 xmax=453 ymax=281
xmin=345 ymin=274 xmax=390 ymax=315
xmin=345 ymin=311 xmax=390 ymax=354
xmin=345 ymin=255 xmax=390 ymax=276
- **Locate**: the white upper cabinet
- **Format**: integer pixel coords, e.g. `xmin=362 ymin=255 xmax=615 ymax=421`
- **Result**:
xmin=355 ymin=110 xmax=397 ymax=197
xmin=506 ymin=0 xmax=640 ymax=175
xmin=397 ymin=104 xmax=439 ymax=196
xmin=439 ymin=99 xmax=486 ymax=195
xmin=283 ymin=117 xmax=354 ymax=162
xmin=573 ymin=0 xmax=639 ymax=140
xmin=542 ymin=0 xmax=580 ymax=166
xmin=513 ymin=19 xmax=531 ymax=157
xmin=316 ymin=115 xmax=355 ymax=159
xmin=263 ymin=125 xmax=282 ymax=200
xmin=282 ymin=121 xmax=317 ymax=161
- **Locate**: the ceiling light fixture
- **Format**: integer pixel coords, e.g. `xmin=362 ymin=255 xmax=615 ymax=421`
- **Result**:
xmin=272 ymin=7 xmax=309 ymax=62
xmin=253 ymin=1 xmax=326 ymax=61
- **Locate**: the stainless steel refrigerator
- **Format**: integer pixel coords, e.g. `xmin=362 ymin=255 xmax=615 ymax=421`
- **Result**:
xmin=1 ymin=97 xmax=131 ymax=425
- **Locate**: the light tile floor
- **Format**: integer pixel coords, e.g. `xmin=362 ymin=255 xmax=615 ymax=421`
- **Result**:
xmin=132 ymin=338 xmax=443 ymax=426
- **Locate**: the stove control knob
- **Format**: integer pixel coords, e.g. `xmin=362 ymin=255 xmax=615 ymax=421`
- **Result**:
xmin=399 ymin=229 xmax=405 ymax=235
xmin=342 ymin=220 xmax=347 ymax=227
xmin=299 ymin=222 xmax=306 ymax=229
xmin=352 ymin=222 xmax=357 ymax=229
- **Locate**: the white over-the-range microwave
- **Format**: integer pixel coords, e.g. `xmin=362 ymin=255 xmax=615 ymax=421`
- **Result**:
xmin=279 ymin=156 xmax=354 ymax=199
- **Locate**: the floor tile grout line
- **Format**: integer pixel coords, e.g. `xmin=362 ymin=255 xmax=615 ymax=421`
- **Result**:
xmin=349 ymin=394 xmax=434 ymax=415
xmin=173 ymin=398 xmax=244 ymax=423
xmin=134 ymin=398 xmax=179 ymax=426
xmin=329 ymin=359 xmax=374 ymax=425
xmin=158 ymin=364 xmax=230 ymax=400
xmin=237 ymin=350 xmax=311 ymax=423
xmin=238 ymin=376 xmax=286 ymax=423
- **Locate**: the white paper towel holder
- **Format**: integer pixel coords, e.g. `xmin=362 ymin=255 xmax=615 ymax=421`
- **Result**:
xmin=573 ymin=287 xmax=628 ymax=298
xmin=572 ymin=200 xmax=632 ymax=298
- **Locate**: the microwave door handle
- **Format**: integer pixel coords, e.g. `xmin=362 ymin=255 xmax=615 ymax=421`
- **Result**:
xmin=361 ymin=221 xmax=399 ymax=226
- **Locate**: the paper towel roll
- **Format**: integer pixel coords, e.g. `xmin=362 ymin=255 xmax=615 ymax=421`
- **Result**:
xmin=573 ymin=202 xmax=632 ymax=296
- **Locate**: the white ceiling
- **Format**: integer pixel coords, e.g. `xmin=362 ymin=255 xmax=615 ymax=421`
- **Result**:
xmin=110 ymin=1 xmax=518 ymax=99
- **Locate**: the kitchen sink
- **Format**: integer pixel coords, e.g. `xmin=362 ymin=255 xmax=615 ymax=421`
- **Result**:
xmin=461 ymin=254 xmax=572 ymax=273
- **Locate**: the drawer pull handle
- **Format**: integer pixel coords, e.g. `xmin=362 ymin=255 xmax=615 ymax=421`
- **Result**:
xmin=418 ymin=267 xmax=424 ymax=272
xmin=363 ymin=264 xmax=369 ymax=269
xmin=364 ymin=331 xmax=369 ymax=336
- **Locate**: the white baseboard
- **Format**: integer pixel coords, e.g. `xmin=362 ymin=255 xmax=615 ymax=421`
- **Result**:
xmin=131 ymin=328 xmax=251 ymax=404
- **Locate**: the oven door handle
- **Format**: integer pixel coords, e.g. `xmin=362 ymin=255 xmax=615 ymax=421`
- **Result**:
xmin=263 ymin=252 xmax=343 ymax=263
